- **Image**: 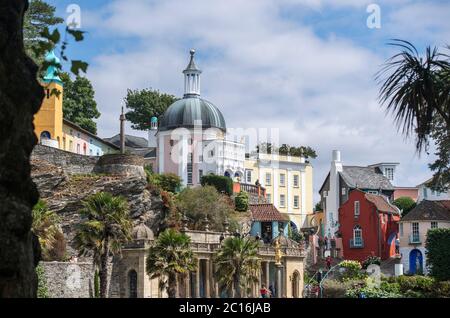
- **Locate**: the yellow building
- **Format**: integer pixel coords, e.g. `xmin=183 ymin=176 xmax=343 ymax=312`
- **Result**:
xmin=34 ymin=51 xmax=119 ymax=156
xmin=244 ymin=153 xmax=314 ymax=229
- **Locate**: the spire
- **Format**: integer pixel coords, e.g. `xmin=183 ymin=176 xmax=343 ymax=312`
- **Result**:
xmin=43 ymin=50 xmax=62 ymax=84
xmin=183 ymin=49 xmax=202 ymax=97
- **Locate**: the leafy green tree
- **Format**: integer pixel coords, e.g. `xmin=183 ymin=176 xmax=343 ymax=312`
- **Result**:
xmin=74 ymin=192 xmax=133 ymax=298
xmin=32 ymin=199 xmax=63 ymax=261
xmin=255 ymin=143 xmax=317 ymax=159
xmin=60 ymin=73 xmax=101 ymax=134
xmin=125 ymin=88 xmax=178 ymax=130
xmin=377 ymin=40 xmax=450 ymax=191
xmin=214 ymin=236 xmax=260 ymax=298
xmin=24 ymin=0 xmax=64 ymax=64
xmin=148 ymin=173 xmax=182 ymax=193
xmin=146 ymin=229 xmax=196 ymax=298
xmin=235 ymin=191 xmax=249 ymax=212
xmin=393 ymin=197 xmax=417 ymax=217
xmin=314 ymin=202 xmax=322 ymax=212
xmin=426 ymin=228 xmax=450 ymax=281
xmin=176 ymin=186 xmax=234 ymax=230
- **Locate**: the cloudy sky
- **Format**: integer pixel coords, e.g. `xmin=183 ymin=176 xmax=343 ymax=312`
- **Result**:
xmin=48 ymin=0 xmax=449 ymax=201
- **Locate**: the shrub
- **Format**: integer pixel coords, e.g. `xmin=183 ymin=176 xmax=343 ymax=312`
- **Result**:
xmin=235 ymin=191 xmax=249 ymax=212
xmin=362 ymin=255 xmax=381 ymax=269
xmin=148 ymin=173 xmax=182 ymax=193
xmin=201 ymin=174 xmax=233 ymax=196
xmin=426 ymin=228 xmax=450 ymax=281
xmin=339 ymin=260 xmax=365 ymax=281
xmin=36 ymin=264 xmax=49 ymax=298
xmin=322 ymin=279 xmax=364 ymax=298
xmin=346 ymin=285 xmax=402 ymax=298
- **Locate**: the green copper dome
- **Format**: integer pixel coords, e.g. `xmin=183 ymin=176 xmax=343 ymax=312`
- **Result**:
xmin=159 ymin=97 xmax=226 ymax=132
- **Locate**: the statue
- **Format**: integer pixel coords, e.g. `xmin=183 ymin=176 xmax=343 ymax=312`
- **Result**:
xmin=274 ymin=237 xmax=283 ymax=265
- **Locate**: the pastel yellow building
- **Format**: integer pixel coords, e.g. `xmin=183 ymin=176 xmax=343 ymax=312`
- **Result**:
xmin=244 ymin=153 xmax=314 ymax=229
xmin=34 ymin=51 xmax=119 ymax=156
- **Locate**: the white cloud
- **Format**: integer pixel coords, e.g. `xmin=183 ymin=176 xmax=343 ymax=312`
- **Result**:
xmin=84 ymin=0 xmax=439 ymax=202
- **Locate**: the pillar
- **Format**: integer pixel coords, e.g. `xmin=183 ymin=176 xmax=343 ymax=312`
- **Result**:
xmin=205 ymin=259 xmax=211 ymax=298
xmin=185 ymin=272 xmax=191 ymax=297
xmin=275 ymin=264 xmax=283 ymax=298
xmin=196 ymin=259 xmax=201 ymax=298
xmin=265 ymin=262 xmax=270 ymax=288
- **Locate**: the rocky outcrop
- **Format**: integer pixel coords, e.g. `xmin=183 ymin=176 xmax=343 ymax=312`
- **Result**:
xmin=0 ymin=0 xmax=43 ymax=297
xmin=31 ymin=150 xmax=163 ymax=260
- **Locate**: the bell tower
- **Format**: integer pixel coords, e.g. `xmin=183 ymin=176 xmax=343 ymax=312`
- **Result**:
xmin=183 ymin=49 xmax=202 ymax=97
xmin=34 ymin=50 xmax=64 ymax=148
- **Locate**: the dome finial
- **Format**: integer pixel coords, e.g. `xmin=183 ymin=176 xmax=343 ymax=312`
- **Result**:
xmin=190 ymin=48 xmax=196 ymax=56
xmin=183 ymin=49 xmax=201 ymax=97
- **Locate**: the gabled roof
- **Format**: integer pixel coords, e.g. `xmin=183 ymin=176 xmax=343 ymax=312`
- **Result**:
xmin=104 ymin=134 xmax=149 ymax=149
xmin=249 ymin=204 xmax=288 ymax=222
xmin=340 ymin=166 xmax=394 ymax=190
xmin=365 ymin=193 xmax=400 ymax=214
xmin=401 ymin=200 xmax=450 ymax=222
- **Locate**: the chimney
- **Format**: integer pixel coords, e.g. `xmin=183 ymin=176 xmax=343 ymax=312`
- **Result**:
xmin=332 ymin=150 xmax=341 ymax=162
xmin=120 ymin=107 xmax=125 ymax=154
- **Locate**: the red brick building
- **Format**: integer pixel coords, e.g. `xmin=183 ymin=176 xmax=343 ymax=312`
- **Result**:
xmin=338 ymin=189 xmax=400 ymax=262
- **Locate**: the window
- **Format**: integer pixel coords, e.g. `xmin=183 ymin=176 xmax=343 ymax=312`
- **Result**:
xmin=245 ymin=170 xmax=252 ymax=183
xmin=293 ymin=175 xmax=299 ymax=187
xmin=423 ymin=188 xmax=428 ymax=198
xmin=341 ymin=188 xmax=346 ymax=195
xmin=69 ymin=140 xmax=73 ymax=152
xmin=354 ymin=201 xmax=360 ymax=217
xmin=89 ymin=139 xmax=93 ymax=144
xmin=280 ymin=194 xmax=286 ymax=207
xmin=367 ymin=190 xmax=379 ymax=194
xmin=199 ymin=169 xmax=203 ymax=180
xmin=128 ymin=270 xmax=137 ymax=298
xmin=187 ymin=153 xmax=193 ymax=184
xmin=76 ymin=144 xmax=80 ymax=154
xmin=412 ymin=222 xmax=419 ymax=241
xmin=431 ymin=221 xmax=438 ymax=229
xmin=323 ymin=190 xmax=328 ymax=197
xmin=265 ymin=173 xmax=271 ymax=186
xmin=77 ymin=132 xmax=81 ymax=138
xmin=62 ymin=137 xmax=66 ymax=150
xmin=280 ymin=174 xmax=285 ymax=187
xmin=266 ymin=193 xmax=271 ymax=203
xmin=399 ymin=223 xmax=403 ymax=237
xmin=293 ymin=195 xmax=299 ymax=208
xmin=385 ymin=167 xmax=394 ymax=181
xmin=89 ymin=149 xmax=93 ymax=156
xmin=170 ymin=139 xmax=174 ymax=146
xmin=353 ymin=225 xmax=362 ymax=247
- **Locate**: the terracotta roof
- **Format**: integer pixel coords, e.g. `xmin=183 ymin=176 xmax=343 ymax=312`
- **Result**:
xmin=249 ymin=204 xmax=288 ymax=222
xmin=401 ymin=200 xmax=450 ymax=222
xmin=365 ymin=193 xmax=400 ymax=214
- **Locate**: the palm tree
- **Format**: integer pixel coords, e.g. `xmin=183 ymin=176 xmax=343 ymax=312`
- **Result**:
xmin=32 ymin=199 xmax=61 ymax=260
xmin=214 ymin=236 xmax=261 ymax=298
xmin=146 ymin=228 xmax=196 ymax=298
xmin=377 ymin=40 xmax=450 ymax=152
xmin=74 ymin=192 xmax=133 ymax=298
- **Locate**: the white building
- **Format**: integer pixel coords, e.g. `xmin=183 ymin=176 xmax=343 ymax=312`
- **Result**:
xmin=417 ymin=178 xmax=450 ymax=202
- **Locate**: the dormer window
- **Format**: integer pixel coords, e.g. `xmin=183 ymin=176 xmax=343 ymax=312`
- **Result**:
xmin=384 ymin=167 xmax=394 ymax=181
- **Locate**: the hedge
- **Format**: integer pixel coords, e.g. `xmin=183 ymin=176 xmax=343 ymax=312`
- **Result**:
xmin=426 ymin=228 xmax=450 ymax=281
xmin=200 ymin=174 xmax=233 ymax=196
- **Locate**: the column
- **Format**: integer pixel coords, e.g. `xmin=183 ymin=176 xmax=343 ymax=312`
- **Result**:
xmin=275 ymin=264 xmax=283 ymax=298
xmin=265 ymin=262 xmax=270 ymax=288
xmin=185 ymin=272 xmax=191 ymax=298
xmin=205 ymin=259 xmax=211 ymax=298
xmin=196 ymin=259 xmax=201 ymax=298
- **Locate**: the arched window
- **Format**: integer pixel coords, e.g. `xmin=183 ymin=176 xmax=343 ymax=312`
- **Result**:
xmin=292 ymin=271 xmax=300 ymax=298
xmin=40 ymin=131 xmax=51 ymax=140
xmin=353 ymin=225 xmax=363 ymax=247
xmin=128 ymin=269 xmax=137 ymax=298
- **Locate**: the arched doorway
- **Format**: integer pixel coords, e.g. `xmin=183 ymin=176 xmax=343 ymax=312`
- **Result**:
xmin=409 ymin=249 xmax=423 ymax=275
xmin=224 ymin=171 xmax=231 ymax=178
xmin=40 ymin=131 xmax=51 ymax=141
xmin=128 ymin=269 xmax=138 ymax=298
xmin=292 ymin=271 xmax=300 ymax=298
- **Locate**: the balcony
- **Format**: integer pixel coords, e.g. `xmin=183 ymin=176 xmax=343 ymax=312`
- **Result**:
xmin=409 ymin=234 xmax=421 ymax=244
xmin=350 ymin=238 xmax=364 ymax=248
xmin=234 ymin=183 xmax=266 ymax=198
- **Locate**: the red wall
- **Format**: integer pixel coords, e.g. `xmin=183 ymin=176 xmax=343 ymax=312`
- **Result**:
xmin=338 ymin=190 xmax=399 ymax=262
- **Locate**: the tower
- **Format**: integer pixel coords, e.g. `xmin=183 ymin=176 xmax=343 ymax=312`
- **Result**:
xmin=120 ymin=107 xmax=126 ymax=154
xmin=148 ymin=116 xmax=158 ymax=147
xmin=325 ymin=150 xmax=343 ymax=240
xmin=183 ymin=49 xmax=202 ymax=97
xmin=34 ymin=50 xmax=64 ymax=148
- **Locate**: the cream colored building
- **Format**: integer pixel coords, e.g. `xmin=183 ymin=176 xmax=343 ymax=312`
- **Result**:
xmin=244 ymin=153 xmax=313 ymax=229
xmin=399 ymin=200 xmax=450 ymax=275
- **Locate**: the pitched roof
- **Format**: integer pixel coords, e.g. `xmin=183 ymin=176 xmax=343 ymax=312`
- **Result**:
xmin=249 ymin=204 xmax=288 ymax=222
xmin=365 ymin=193 xmax=400 ymax=214
xmin=401 ymin=200 xmax=450 ymax=222
xmin=340 ymin=166 xmax=394 ymax=190
xmin=63 ymin=119 xmax=119 ymax=150
xmin=104 ymin=134 xmax=149 ymax=148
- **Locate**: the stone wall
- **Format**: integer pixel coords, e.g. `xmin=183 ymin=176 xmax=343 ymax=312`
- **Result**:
xmin=40 ymin=262 xmax=95 ymax=298
xmin=32 ymin=144 xmax=98 ymax=175
xmin=94 ymin=154 xmax=146 ymax=178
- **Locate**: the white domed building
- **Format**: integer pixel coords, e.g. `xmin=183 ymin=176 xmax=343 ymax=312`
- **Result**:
xmin=149 ymin=50 xmax=245 ymax=186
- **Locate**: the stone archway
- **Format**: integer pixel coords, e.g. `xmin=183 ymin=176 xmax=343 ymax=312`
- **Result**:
xmin=292 ymin=270 xmax=300 ymax=298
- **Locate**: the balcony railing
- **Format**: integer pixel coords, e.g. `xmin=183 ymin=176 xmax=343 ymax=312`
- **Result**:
xmin=235 ymin=183 xmax=266 ymax=198
xmin=409 ymin=234 xmax=421 ymax=244
xmin=350 ymin=238 xmax=364 ymax=248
